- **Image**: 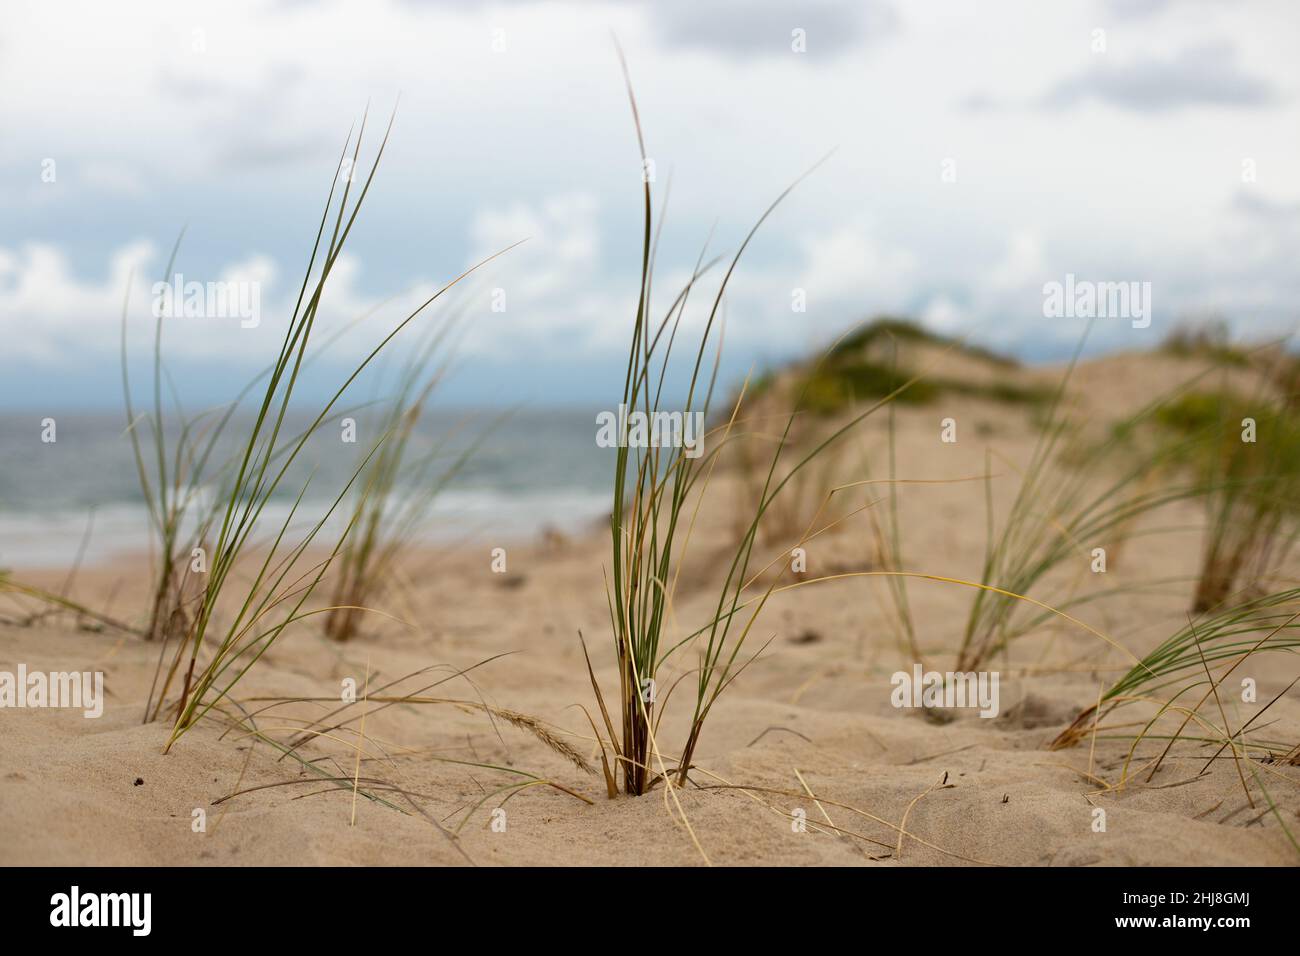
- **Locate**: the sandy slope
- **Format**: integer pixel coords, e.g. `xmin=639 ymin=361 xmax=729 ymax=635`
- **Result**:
xmin=2 ymin=355 xmax=1298 ymax=866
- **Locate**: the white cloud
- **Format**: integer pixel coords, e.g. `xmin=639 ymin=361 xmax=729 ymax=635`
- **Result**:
xmin=920 ymin=295 xmax=967 ymax=334
xmin=0 ymin=241 xmax=154 ymax=364
xmin=9 ymin=181 xmax=1294 ymax=376
xmin=796 ymin=223 xmax=917 ymax=306
xmin=0 ymin=240 xmax=447 ymax=368
xmin=460 ymin=192 xmax=637 ymax=353
xmin=988 ymin=230 xmax=1047 ymax=293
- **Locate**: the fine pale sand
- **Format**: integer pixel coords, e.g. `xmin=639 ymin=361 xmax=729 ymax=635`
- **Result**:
xmin=2 ymin=351 xmax=1298 ymax=866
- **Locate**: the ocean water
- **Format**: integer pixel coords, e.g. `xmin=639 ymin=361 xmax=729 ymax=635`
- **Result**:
xmin=0 ymin=408 xmax=613 ymax=568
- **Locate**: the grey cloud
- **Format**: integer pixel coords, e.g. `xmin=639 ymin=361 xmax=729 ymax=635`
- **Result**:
xmin=215 ymin=132 xmax=334 ymax=170
xmin=1105 ymin=0 xmax=1173 ymax=18
xmin=1041 ymin=42 xmax=1280 ymax=112
xmin=957 ymin=92 xmax=1001 ymax=113
xmin=646 ymin=0 xmax=897 ymax=59
xmin=156 ymin=69 xmax=236 ymax=102
xmin=155 ymin=63 xmax=325 ymax=170
xmin=1232 ymin=189 xmax=1300 ymax=223
xmin=399 ymin=0 xmax=897 ymax=59
xmin=157 ymin=63 xmax=305 ymax=103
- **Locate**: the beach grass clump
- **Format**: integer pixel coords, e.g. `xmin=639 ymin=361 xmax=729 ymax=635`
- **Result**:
xmin=1153 ymin=382 xmax=1300 ymax=613
xmin=861 ymin=393 xmax=922 ymax=662
xmin=750 ymin=318 xmax=1049 ymax=417
xmin=123 ymin=236 xmax=377 ymax=666
xmin=1050 ymin=586 xmax=1300 ymax=754
xmin=1160 ymin=320 xmax=1251 ymax=367
xmin=799 ymin=359 xmax=939 ymax=414
xmin=155 ymin=113 xmax=516 ymax=751
xmin=827 ymin=316 xmax=1017 ymax=367
xmin=121 ymin=246 xmax=244 ymax=648
xmin=1047 ymin=586 xmax=1300 ymax=857
xmin=323 ymin=319 xmax=480 ymax=642
xmin=584 ymin=62 xmax=899 ymax=800
xmin=953 ymin=346 xmax=1208 ymax=672
xmin=949 ymin=337 xmax=1299 ymax=681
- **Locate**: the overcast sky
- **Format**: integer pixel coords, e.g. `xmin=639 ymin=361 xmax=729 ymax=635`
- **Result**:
xmin=1 ymin=0 xmax=1297 ymax=408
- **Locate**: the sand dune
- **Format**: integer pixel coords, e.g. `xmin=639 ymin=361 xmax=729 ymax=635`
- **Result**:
xmin=3 ymin=350 xmax=1297 ymax=867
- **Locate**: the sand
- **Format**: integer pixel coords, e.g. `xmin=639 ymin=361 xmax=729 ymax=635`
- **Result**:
xmin=2 ymin=352 xmax=1298 ymax=866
